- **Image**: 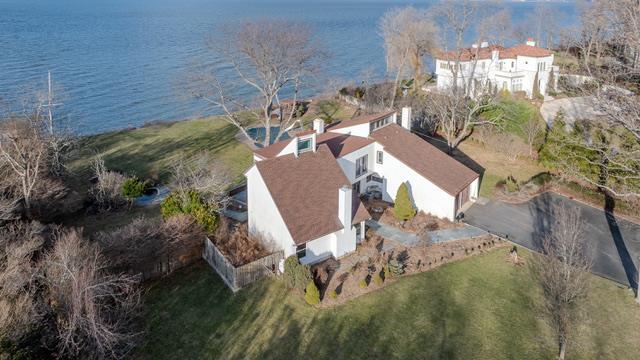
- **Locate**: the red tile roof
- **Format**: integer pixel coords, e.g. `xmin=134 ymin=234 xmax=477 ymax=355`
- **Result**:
xmin=255 ymin=145 xmax=370 ymax=245
xmin=370 ymin=124 xmax=478 ymax=196
xmin=328 ymin=110 xmax=395 ymax=131
xmin=436 ymin=43 xmax=553 ymax=61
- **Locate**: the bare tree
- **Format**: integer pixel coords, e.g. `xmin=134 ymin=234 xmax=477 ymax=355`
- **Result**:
xmin=189 ymin=20 xmax=323 ymax=147
xmin=530 ymin=205 xmax=592 ymax=360
xmin=169 ymin=152 xmax=231 ymax=208
xmin=0 ymin=117 xmax=47 ymax=217
xmin=521 ymin=114 xmax=544 ymax=159
xmin=478 ymin=9 xmax=512 ymax=47
xmin=379 ymin=6 xmax=438 ymax=103
xmin=423 ymin=89 xmax=500 ymax=151
xmin=89 ymin=155 xmax=129 ymax=212
xmin=0 ymin=222 xmax=45 ymax=344
xmin=44 ymin=228 xmax=140 ymax=358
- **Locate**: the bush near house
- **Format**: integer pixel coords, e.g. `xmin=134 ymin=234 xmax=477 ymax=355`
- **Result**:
xmin=283 ymin=256 xmax=312 ymax=292
xmin=372 ymin=271 xmax=384 ymax=286
xmin=304 ymin=281 xmax=320 ymax=305
xmin=393 ymin=183 xmax=416 ymax=221
xmin=161 ymin=190 xmax=217 ymax=232
xmin=122 ymin=177 xmax=150 ymax=198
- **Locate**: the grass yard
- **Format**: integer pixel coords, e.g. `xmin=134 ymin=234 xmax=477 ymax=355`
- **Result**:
xmin=65 ymin=118 xmax=253 ymax=234
xmin=139 ymin=248 xmax=640 ymax=360
xmin=69 ymin=118 xmax=253 ymax=186
xmin=455 ymin=140 xmax=548 ymax=198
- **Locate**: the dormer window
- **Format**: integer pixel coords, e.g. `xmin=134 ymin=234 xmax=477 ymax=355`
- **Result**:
xmin=297 ymin=137 xmax=312 ymax=153
xmin=369 ymin=116 xmax=391 ymax=132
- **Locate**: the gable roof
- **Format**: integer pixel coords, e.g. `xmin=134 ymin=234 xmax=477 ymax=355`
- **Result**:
xmin=255 ymin=145 xmax=370 ymax=245
xmin=328 ymin=110 xmax=395 ymax=131
xmin=370 ymin=124 xmax=478 ymax=196
xmin=254 ymin=131 xmax=375 ymax=160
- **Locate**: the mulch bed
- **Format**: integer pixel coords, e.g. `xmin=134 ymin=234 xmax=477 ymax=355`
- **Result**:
xmin=378 ymin=208 xmax=461 ymax=234
xmin=311 ymin=232 xmax=507 ymax=307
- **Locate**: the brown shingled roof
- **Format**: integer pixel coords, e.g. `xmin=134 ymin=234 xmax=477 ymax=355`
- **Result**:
xmin=255 ymin=131 xmax=374 ymax=160
xmin=254 ymin=138 xmax=293 ymax=159
xmin=255 ymin=145 xmax=369 ymax=245
xmin=370 ymin=124 xmax=478 ymax=196
xmin=329 ymin=110 xmax=395 ymax=131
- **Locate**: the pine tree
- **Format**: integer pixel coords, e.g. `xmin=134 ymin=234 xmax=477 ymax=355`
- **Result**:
xmin=304 ymin=281 xmax=320 ymax=305
xmin=394 ymin=182 xmax=416 ymax=221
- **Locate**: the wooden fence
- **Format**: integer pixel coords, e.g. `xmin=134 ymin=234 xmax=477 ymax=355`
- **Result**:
xmin=202 ymin=237 xmax=284 ymax=292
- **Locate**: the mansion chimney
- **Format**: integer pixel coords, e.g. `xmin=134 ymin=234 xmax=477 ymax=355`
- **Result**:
xmin=338 ymin=185 xmax=352 ymax=228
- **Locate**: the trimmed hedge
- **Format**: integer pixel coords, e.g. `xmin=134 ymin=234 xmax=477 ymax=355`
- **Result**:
xmin=283 ymin=256 xmax=312 ymax=292
xmin=394 ymin=183 xmax=416 ymax=221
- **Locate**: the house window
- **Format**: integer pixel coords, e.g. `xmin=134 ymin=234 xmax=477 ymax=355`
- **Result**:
xmin=538 ymin=62 xmax=546 ymax=71
xmin=369 ymin=116 xmax=390 ymax=132
xmin=352 ymin=181 xmax=361 ymax=194
xmin=354 ymin=223 xmax=362 ymax=239
xmin=297 ymin=137 xmax=312 ymax=153
xmin=296 ymin=244 xmax=306 ymax=259
xmin=499 ymin=62 xmax=503 ymax=71
xmin=366 ymin=174 xmax=383 ymax=183
xmin=355 ymin=154 xmax=368 ymax=177
xmin=376 ymin=150 xmax=383 ymax=164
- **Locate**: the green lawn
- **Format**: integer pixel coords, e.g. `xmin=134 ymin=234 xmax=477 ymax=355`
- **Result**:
xmin=139 ymin=248 xmax=640 ymax=360
xmin=69 ymin=118 xmax=253 ymax=186
xmin=65 ymin=118 xmax=253 ymax=234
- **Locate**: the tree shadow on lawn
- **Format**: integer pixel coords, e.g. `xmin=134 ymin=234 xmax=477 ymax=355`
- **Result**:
xmin=75 ymin=122 xmax=245 ymax=181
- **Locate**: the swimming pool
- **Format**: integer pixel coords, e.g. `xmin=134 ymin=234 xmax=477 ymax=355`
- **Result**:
xmin=247 ymin=126 xmax=290 ymax=147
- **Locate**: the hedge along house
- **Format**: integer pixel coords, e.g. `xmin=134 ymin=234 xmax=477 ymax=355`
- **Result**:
xmin=245 ymin=108 xmax=479 ymax=264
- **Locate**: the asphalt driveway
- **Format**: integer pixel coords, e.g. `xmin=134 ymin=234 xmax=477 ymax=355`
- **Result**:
xmin=464 ymin=192 xmax=640 ymax=288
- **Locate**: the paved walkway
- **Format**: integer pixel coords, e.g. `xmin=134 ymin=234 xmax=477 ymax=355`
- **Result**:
xmin=539 ymin=96 xmax=602 ymax=126
xmin=366 ymin=220 xmax=488 ymax=248
xmin=429 ymin=225 xmax=488 ymax=244
xmin=464 ymin=192 xmax=640 ymax=287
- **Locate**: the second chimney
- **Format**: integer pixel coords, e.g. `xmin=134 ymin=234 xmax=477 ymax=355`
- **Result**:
xmin=401 ymin=107 xmax=412 ymax=130
xmin=338 ymin=185 xmax=352 ymax=228
xmin=313 ymin=118 xmax=325 ymax=134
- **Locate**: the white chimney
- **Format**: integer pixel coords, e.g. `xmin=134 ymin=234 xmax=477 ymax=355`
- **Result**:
xmin=313 ymin=118 xmax=325 ymax=134
xmin=471 ymin=43 xmax=478 ymax=49
xmin=480 ymin=41 xmax=489 ymax=48
xmin=338 ymin=185 xmax=352 ymax=228
xmin=526 ymin=38 xmax=536 ymax=47
xmin=401 ymin=107 xmax=412 ymax=130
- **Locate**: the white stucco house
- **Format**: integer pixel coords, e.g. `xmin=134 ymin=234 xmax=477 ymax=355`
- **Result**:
xmin=245 ymin=109 xmax=479 ymax=264
xmin=434 ymin=39 xmax=559 ymax=98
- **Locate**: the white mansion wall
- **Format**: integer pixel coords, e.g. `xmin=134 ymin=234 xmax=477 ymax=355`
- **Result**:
xmin=245 ymin=166 xmax=296 ymax=257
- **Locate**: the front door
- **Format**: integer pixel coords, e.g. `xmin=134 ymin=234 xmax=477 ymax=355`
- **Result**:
xmin=456 ymin=186 xmax=470 ymax=214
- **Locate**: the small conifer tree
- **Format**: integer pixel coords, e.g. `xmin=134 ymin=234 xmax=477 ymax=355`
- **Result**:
xmin=304 ymin=281 xmax=320 ymax=305
xmin=394 ymin=182 xmax=416 ymax=221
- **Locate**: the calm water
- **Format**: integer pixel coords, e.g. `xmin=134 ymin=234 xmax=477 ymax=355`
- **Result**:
xmin=1 ymin=0 xmax=576 ymax=134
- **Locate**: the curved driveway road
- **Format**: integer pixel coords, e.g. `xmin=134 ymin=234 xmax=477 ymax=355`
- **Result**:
xmin=464 ymin=192 xmax=640 ymax=288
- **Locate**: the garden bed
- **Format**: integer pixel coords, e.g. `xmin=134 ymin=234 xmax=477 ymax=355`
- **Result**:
xmin=378 ymin=207 xmax=461 ymax=234
xmin=311 ymin=232 xmax=506 ymax=307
